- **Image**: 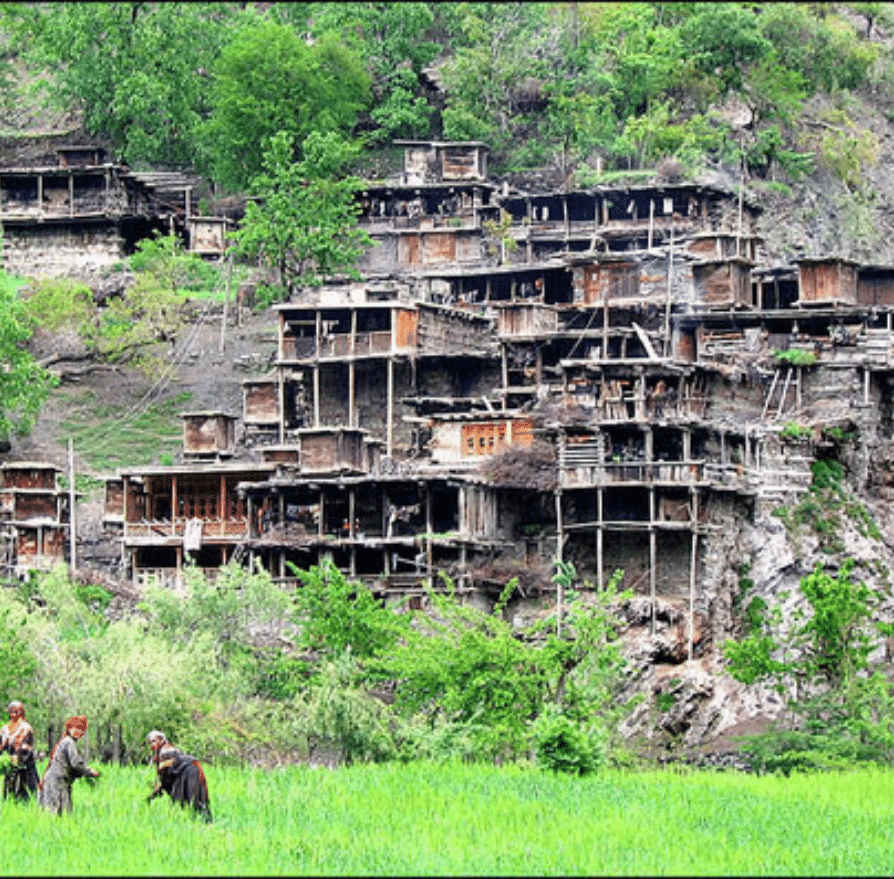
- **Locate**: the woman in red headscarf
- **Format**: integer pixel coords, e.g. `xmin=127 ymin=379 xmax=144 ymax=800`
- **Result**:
xmin=38 ymin=715 xmax=100 ymax=815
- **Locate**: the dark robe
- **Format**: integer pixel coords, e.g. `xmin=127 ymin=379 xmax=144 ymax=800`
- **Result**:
xmin=151 ymin=743 xmax=212 ymax=823
xmin=0 ymin=719 xmax=39 ymax=801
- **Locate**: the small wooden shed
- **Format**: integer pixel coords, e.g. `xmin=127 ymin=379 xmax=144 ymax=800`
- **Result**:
xmin=797 ymin=257 xmax=858 ymax=305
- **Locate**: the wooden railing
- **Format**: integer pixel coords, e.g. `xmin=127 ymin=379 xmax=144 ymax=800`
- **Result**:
xmin=124 ymin=518 xmax=249 ymax=540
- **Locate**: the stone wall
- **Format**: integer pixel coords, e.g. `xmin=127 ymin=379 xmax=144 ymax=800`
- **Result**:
xmin=3 ymin=223 xmax=123 ymax=278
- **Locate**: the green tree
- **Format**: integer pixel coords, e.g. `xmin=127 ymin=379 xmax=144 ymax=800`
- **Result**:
xmin=127 ymin=233 xmax=218 ymax=293
xmin=201 ymin=12 xmax=370 ymax=192
xmin=0 ymin=276 xmax=56 ymax=442
xmin=679 ymin=3 xmax=771 ymax=94
xmin=723 ymin=557 xmax=894 ymax=772
xmin=289 ymin=558 xmax=407 ymax=662
xmin=440 ymin=2 xmax=560 ymax=162
xmin=231 ymin=130 xmax=372 ymax=303
xmin=6 ymin=2 xmax=236 ymax=169
xmin=303 ymin=2 xmax=449 ymax=142
xmin=374 ymin=568 xmax=632 ymax=766
xmin=0 ymin=591 xmax=38 ymax=705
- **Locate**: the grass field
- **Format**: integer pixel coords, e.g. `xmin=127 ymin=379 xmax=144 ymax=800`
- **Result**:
xmin=2 ymin=761 xmax=894 ymax=875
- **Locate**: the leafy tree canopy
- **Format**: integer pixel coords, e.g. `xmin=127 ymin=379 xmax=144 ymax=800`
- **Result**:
xmin=200 ymin=11 xmax=370 ymax=192
xmin=230 ymin=130 xmax=372 ymax=303
xmin=4 ymin=2 xmax=238 ymax=169
xmin=0 ymin=278 xmax=56 ymax=442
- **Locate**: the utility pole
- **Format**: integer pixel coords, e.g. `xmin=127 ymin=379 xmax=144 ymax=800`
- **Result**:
xmin=220 ymin=250 xmax=233 ymax=353
xmin=68 ymin=437 xmax=76 ymax=574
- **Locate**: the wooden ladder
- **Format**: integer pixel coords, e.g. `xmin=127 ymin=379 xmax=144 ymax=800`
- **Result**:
xmin=761 ymin=367 xmax=798 ymax=421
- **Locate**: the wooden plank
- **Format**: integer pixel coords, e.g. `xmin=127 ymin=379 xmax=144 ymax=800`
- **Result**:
xmin=632 ymin=321 xmax=658 ymax=360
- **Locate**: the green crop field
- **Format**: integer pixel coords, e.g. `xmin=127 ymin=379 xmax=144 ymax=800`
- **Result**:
xmin=2 ymin=762 xmax=893 ymax=875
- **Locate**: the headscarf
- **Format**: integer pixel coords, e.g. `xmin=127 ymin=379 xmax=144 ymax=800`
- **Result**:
xmin=7 ymin=700 xmax=23 ymax=714
xmin=65 ymin=715 xmax=88 ymax=733
xmin=146 ymin=730 xmax=167 ymax=745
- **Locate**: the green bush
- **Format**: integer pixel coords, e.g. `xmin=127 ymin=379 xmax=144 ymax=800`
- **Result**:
xmin=128 ymin=233 xmax=219 ymax=292
xmin=774 ymin=348 xmax=817 ymax=366
xmin=533 ymin=707 xmax=604 ymax=775
xmin=295 ymin=652 xmax=397 ymax=765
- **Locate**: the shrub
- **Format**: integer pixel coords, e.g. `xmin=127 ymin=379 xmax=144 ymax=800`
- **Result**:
xmin=533 ymin=707 xmax=605 ymax=775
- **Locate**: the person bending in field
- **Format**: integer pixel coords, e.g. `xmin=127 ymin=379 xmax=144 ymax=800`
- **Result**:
xmin=38 ymin=715 xmax=100 ymax=815
xmin=0 ymin=700 xmax=40 ymax=801
xmin=146 ymin=730 xmax=212 ymax=823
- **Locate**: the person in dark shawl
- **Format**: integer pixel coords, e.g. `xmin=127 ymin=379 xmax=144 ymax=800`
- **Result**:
xmin=0 ymin=700 xmax=40 ymax=801
xmin=146 ymin=730 xmax=212 ymax=823
xmin=38 ymin=715 xmax=100 ymax=814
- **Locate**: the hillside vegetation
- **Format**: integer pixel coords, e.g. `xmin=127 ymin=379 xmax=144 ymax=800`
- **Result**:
xmin=5 ymin=2 xmax=894 ymax=778
xmin=0 ymin=3 xmax=892 ymax=253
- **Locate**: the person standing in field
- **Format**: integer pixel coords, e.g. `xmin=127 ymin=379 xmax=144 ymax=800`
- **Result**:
xmin=38 ymin=715 xmax=100 ymax=815
xmin=145 ymin=730 xmax=212 ymax=823
xmin=0 ymin=700 xmax=40 ymax=801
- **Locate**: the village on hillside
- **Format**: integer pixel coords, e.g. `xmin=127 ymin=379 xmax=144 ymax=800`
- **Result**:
xmin=0 ymin=138 xmax=891 ymax=681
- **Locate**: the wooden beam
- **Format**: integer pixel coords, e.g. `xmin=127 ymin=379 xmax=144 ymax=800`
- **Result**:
xmin=632 ymin=322 xmax=659 ymax=360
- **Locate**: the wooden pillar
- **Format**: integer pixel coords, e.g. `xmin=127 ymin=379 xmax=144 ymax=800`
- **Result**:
xmin=665 ymin=224 xmax=674 ymax=355
xmin=68 ymin=438 xmax=76 ymax=574
xmin=313 ymin=365 xmax=320 ymax=427
xmin=602 ymin=298 xmax=609 ymax=359
xmin=647 ymin=198 xmax=654 ymax=250
xmin=555 ymin=489 xmax=564 ymax=637
xmin=68 ymin=171 xmax=74 ymax=218
xmin=688 ymin=496 xmax=699 ymax=661
xmin=218 ymin=474 xmax=226 ymax=528
xmin=349 ymin=361 xmax=356 ymax=429
xmin=649 ymin=489 xmax=656 ymax=635
xmin=386 ymin=358 xmax=394 ymax=457
xmin=597 ymin=487 xmax=603 ymax=590
xmin=425 ymin=487 xmax=433 ymax=589
xmin=318 ymin=491 xmax=325 ymax=541
xmin=171 ymin=476 xmax=178 ymax=535
xmin=501 ymin=345 xmax=509 ymax=410
xmin=37 ymin=173 xmax=43 ymax=216
xmin=349 ymin=310 xmax=357 ymax=428
xmin=278 ymin=367 xmax=285 ymax=444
